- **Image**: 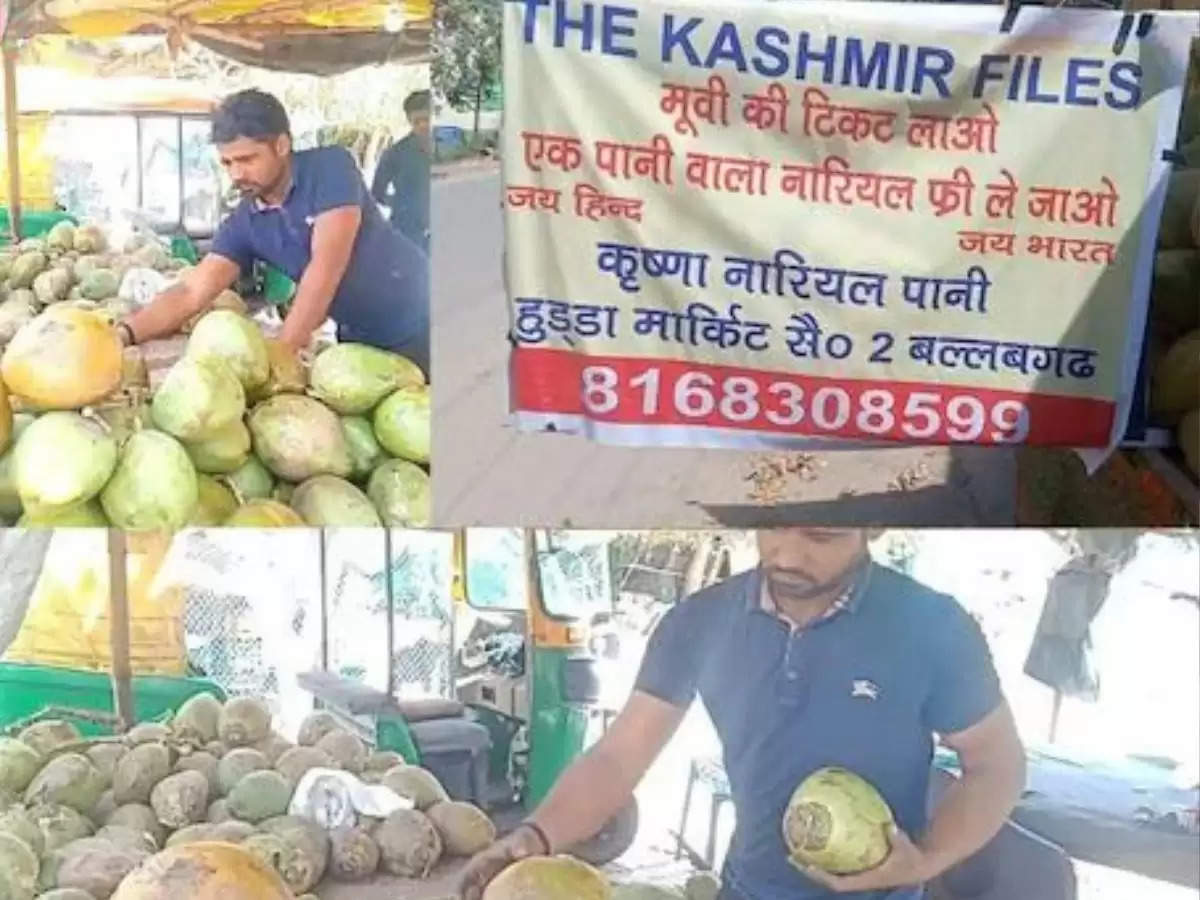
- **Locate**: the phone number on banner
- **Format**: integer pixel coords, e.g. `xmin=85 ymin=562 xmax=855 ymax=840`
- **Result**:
xmin=511 ymin=347 xmax=1116 ymax=446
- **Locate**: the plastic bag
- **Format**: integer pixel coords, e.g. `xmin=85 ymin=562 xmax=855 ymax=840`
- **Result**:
xmin=289 ymin=767 xmax=413 ymax=830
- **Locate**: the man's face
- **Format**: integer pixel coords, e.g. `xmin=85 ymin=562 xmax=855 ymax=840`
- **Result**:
xmin=217 ymin=134 xmax=289 ymax=199
xmin=408 ymin=110 xmax=432 ymax=152
xmin=757 ymin=529 xmax=871 ymax=602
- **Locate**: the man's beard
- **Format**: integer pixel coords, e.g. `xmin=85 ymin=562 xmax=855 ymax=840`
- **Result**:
xmin=765 ymin=555 xmax=867 ymax=603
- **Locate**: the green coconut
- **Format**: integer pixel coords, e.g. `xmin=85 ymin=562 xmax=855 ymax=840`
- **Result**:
xmin=380 ymin=766 xmax=448 ymax=810
xmin=8 ymin=252 xmax=47 ymax=289
xmin=272 ymin=483 xmax=294 ymax=504
xmin=782 ymin=766 xmax=895 ymax=875
xmin=95 ymin=824 xmax=158 ymax=856
xmin=99 ymin=430 xmax=198 ymax=530
xmin=184 ymin=420 xmax=251 ymax=474
xmin=17 ymin=500 xmax=108 ymax=527
xmin=0 ymin=739 xmax=43 ymax=795
xmin=27 ymin=804 xmax=94 ymax=856
xmin=216 ymin=749 xmax=268 ymax=797
xmin=149 ymin=771 xmax=208 ymax=829
xmin=52 ymin=838 xmax=147 ymax=898
xmin=186 ymin=476 xmax=239 ymax=526
xmin=482 ymin=856 xmax=611 ymax=900
xmin=248 ymin=394 xmax=353 ymax=482
xmin=45 ymin=222 xmax=77 ymax=253
xmin=328 ymin=826 xmax=380 ymax=882
xmin=124 ymin=725 xmax=170 ymax=748
xmin=171 ymin=694 xmax=223 ymax=746
xmin=226 ymin=771 xmax=292 ymax=824
xmin=218 ymin=698 xmax=272 ymax=749
xmin=112 ymin=744 xmax=171 ymax=807
xmin=73 ymin=226 xmax=107 ymax=254
xmin=313 ymin=731 xmax=366 ymax=775
xmin=308 ymin=343 xmax=424 ymax=415
xmin=32 ymin=268 xmax=72 ymax=306
xmin=366 ymin=459 xmax=430 ymax=527
xmin=0 ymin=806 xmax=43 ymax=858
xmin=13 ymin=412 xmax=117 ymax=511
xmin=290 ymin=475 xmax=382 ymax=526
xmin=1152 ymin=329 xmax=1200 ymax=421
xmin=24 ymin=755 xmax=104 ymax=816
xmin=253 ymin=736 xmax=292 ymax=767
xmin=104 ymin=805 xmax=164 ymax=849
xmin=373 ymin=385 xmax=430 ymax=464
xmin=223 ymin=499 xmax=304 ymax=527
xmin=187 ymin=310 xmax=269 ymax=392
xmin=85 ymin=745 xmax=126 ymax=791
xmin=18 ymin=721 xmax=82 ymax=758
xmin=257 ymin=816 xmax=329 ymax=891
xmin=92 ymin=791 xmax=116 ymax=825
xmin=239 ymin=832 xmax=323 ymax=895
xmin=79 ymin=270 xmax=118 ymax=302
xmin=150 ymin=356 xmax=245 ymax=442
xmin=340 ymin=416 xmax=385 ymax=480
xmin=0 ymin=296 xmax=36 ymax=346
xmin=296 ymin=712 xmax=340 ymax=748
xmin=374 ymin=809 xmax=442 ymax=878
xmin=173 ymin=753 xmax=220 ymax=804
xmin=426 ymin=801 xmax=496 ymax=857
xmin=273 ymin=747 xmax=332 ymax=791
xmin=0 ymin=830 xmax=39 ymax=900
xmin=0 ymin=413 xmax=33 ymax=521
xmin=206 ymin=799 xmax=232 ymax=824
xmin=221 ymin=456 xmax=274 ymax=501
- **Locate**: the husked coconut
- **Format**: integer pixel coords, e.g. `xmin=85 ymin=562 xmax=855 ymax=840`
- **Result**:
xmin=374 ymin=808 xmax=442 ymax=878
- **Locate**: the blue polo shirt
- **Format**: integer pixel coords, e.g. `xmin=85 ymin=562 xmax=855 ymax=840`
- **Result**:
xmin=211 ymin=146 xmax=430 ymax=373
xmin=635 ymin=563 xmax=1002 ymax=900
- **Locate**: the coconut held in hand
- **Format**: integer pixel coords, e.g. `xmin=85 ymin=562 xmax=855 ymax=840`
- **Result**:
xmin=782 ymin=766 xmax=894 ymax=876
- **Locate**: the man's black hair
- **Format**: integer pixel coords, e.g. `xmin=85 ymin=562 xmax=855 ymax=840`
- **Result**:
xmin=403 ymin=90 xmax=431 ymax=117
xmin=211 ymin=89 xmax=291 ymax=144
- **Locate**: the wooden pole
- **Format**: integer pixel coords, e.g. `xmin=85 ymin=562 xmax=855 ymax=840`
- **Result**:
xmin=107 ymin=529 xmax=135 ymax=733
xmin=2 ymin=44 xmax=21 ymax=243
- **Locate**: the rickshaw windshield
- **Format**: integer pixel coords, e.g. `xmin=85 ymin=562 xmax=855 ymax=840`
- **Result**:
xmin=536 ymin=531 xmax=616 ymax=621
xmin=464 ymin=528 xmax=527 ymax=612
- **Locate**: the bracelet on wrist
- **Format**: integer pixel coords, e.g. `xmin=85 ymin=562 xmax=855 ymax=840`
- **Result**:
xmin=520 ymin=820 xmax=552 ymax=855
xmin=116 ymin=322 xmax=136 ymax=347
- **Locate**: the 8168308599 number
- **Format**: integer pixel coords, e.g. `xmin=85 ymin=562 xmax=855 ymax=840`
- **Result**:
xmin=507 ymin=348 xmax=1118 ymax=446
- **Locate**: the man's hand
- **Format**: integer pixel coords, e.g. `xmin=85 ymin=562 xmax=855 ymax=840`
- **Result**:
xmin=794 ymin=825 xmax=932 ymax=894
xmin=456 ymin=824 xmax=547 ymax=900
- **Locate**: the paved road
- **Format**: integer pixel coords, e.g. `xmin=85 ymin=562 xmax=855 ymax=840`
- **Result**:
xmin=432 ymin=167 xmax=1017 ymax=528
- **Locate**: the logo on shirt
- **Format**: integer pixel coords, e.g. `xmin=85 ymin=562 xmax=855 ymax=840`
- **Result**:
xmin=850 ymin=679 xmax=880 ymax=701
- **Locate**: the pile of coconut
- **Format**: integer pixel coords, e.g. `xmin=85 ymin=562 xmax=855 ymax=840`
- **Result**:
xmin=0 ymin=693 xmax=497 ymax=899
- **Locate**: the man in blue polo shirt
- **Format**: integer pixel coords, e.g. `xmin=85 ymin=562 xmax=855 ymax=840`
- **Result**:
xmin=458 ymin=529 xmax=1027 ymax=900
xmin=119 ymin=89 xmax=430 ymax=375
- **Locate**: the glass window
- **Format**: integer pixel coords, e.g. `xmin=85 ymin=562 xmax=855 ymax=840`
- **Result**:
xmin=139 ymin=116 xmax=181 ymax=228
xmin=465 ymin=528 xmax=527 ymax=612
xmin=48 ymin=115 xmax=138 ymax=223
xmin=182 ymin=118 xmax=221 ymax=234
xmin=536 ymin=530 xmax=616 ymax=621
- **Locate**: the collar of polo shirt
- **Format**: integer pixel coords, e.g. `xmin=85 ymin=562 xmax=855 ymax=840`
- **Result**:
xmin=252 ymin=168 xmax=297 ymax=212
xmin=754 ymin=559 xmax=873 ymax=631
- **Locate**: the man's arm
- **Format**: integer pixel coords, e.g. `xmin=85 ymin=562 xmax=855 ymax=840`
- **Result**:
xmin=528 ymin=691 xmax=686 ymax=850
xmin=277 ymin=206 xmax=361 ymax=350
xmin=123 ymin=253 xmax=240 ymax=343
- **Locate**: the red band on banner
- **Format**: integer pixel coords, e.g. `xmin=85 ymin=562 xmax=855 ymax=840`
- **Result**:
xmin=511 ymin=346 xmax=1115 ymax=447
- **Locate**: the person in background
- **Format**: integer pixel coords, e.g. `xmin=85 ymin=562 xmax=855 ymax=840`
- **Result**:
xmin=119 ymin=88 xmax=430 ymax=375
xmin=457 ymin=528 xmax=1027 ymax=900
xmin=372 ymin=90 xmax=432 ymax=252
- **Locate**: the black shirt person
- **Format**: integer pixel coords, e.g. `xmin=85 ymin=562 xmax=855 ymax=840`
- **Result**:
xmin=372 ymin=90 xmax=432 ymax=253
xmin=121 ymin=89 xmax=430 ymax=376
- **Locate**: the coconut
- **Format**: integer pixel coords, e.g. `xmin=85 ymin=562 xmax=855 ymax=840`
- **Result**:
xmin=258 ymin=816 xmax=329 ymax=881
xmin=18 ymin=721 xmax=82 ymax=758
xmin=367 ymin=459 xmax=430 ymax=527
xmin=373 ymin=385 xmax=430 ymax=464
xmin=273 ymin=747 xmax=332 ymax=791
xmin=426 ymin=801 xmax=496 ymax=856
xmin=374 ymin=808 xmax=442 ymax=878
xmin=216 ymin=749 xmax=268 ymax=797
xmin=364 ymin=751 xmax=406 ymax=775
xmin=1152 ymin=329 xmax=1200 ymax=421
xmin=46 ymin=222 xmax=77 ymax=253
xmin=239 ymin=832 xmax=323 ymax=895
xmin=0 ymin=296 xmax=36 ymax=346
xmin=0 ymin=413 xmax=32 ymax=520
xmin=205 ymin=799 xmax=231 ymax=824
xmin=248 ymin=394 xmax=354 ymax=482
xmin=380 ymin=765 xmax=448 ymax=810
xmin=162 ymin=824 xmax=213 ymax=849
xmin=0 ymin=738 xmax=43 ymax=794
xmin=28 ymin=804 xmax=94 ymax=855
xmin=24 ymin=755 xmax=105 ymax=816
xmin=223 ymin=499 xmax=304 ymax=527
xmin=309 ymin=343 xmax=424 ymax=415
xmin=612 ymin=885 xmax=683 ymax=900
xmin=92 ymin=792 xmax=117 ymax=826
xmin=0 ymin=807 xmax=43 ymax=857
xmin=1151 ymin=250 xmax=1200 ymax=339
xmin=314 ymin=731 xmax=367 ymax=775
xmin=296 ymin=712 xmax=340 ymax=748
xmin=254 ymin=735 xmax=293 ymax=767
xmin=272 ymin=482 xmax=295 ymax=504
xmin=32 ymin=268 xmax=72 ymax=306
xmin=95 ymin=825 xmax=157 ymax=857
xmin=782 ymin=766 xmax=895 ymax=875
xmin=111 ymin=745 xmax=170 ymax=808
xmin=54 ymin=838 xmax=147 ymax=899
xmin=17 ymin=501 xmax=108 ymax=527
xmin=481 ymin=855 xmax=610 ymax=900
xmin=33 ymin=890 xmax=96 ymax=900
xmin=226 ymin=771 xmax=290 ymax=824
xmin=99 ymin=430 xmax=198 ymax=530
xmin=73 ymin=226 xmax=107 ymax=255
xmin=2 ymin=306 xmax=122 ymax=410
xmin=340 ymin=416 xmax=385 ymax=480
xmin=218 ymin=698 xmax=271 ymax=749
xmin=85 ymin=746 xmax=126 ymax=791
xmin=171 ymin=754 xmax=219 ymax=804
xmin=0 ymin=830 xmax=39 ymax=900
xmin=103 ymin=806 xmax=163 ymax=849
xmin=221 ymin=457 xmax=273 ymax=501
xmin=328 ymin=826 xmax=380 ymax=881
xmin=187 ymin=310 xmax=269 ymax=392
xmin=290 ymin=475 xmax=382 ymax=526
xmin=123 ymin=726 xmax=169 ymax=748
xmin=184 ymin=421 xmax=251 ymax=475
xmin=171 ymin=694 xmax=223 ymax=746
xmin=109 ymin=842 xmax=295 ymax=900
xmin=8 ymin=252 xmax=46 ymax=289
xmin=149 ymin=771 xmax=208 ymax=829
xmin=247 ymin=339 xmax=306 ymax=403
xmin=150 ymin=357 xmax=245 ymax=442
xmin=78 ymin=271 xmax=119 ymax=302
xmin=13 ymin=412 xmax=117 ymax=511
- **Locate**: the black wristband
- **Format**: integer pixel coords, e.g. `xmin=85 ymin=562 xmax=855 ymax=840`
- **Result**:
xmin=520 ymin=820 xmax=552 ymax=855
xmin=117 ymin=322 xmax=136 ymax=347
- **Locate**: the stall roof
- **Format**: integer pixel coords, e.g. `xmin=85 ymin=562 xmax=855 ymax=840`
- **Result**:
xmin=11 ymin=66 xmax=217 ymax=112
xmin=2 ymin=0 xmax=431 ymax=75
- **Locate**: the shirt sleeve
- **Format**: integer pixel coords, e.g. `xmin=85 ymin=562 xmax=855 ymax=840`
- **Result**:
xmin=633 ymin=600 xmax=702 ymax=709
xmin=313 ymin=147 xmax=367 ymax=214
xmin=923 ymin=599 xmax=1004 ymax=736
xmin=209 ymin=208 xmax=253 ymax=273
